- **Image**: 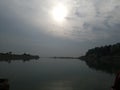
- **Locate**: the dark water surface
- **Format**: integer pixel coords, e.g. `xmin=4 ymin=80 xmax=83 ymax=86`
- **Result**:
xmin=0 ymin=59 xmax=115 ymax=90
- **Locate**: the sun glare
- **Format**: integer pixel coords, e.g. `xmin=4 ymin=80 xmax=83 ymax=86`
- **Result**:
xmin=52 ymin=4 xmax=68 ymax=22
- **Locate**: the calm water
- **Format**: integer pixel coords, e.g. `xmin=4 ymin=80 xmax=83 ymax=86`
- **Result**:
xmin=0 ymin=59 xmax=115 ymax=90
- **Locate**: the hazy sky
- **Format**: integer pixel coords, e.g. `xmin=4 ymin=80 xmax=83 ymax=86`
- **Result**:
xmin=0 ymin=0 xmax=120 ymax=56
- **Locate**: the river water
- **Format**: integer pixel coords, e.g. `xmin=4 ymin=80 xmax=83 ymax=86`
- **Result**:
xmin=0 ymin=58 xmax=115 ymax=90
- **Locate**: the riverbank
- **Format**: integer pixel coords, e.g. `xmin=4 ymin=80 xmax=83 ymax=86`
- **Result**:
xmin=0 ymin=52 xmax=40 ymax=60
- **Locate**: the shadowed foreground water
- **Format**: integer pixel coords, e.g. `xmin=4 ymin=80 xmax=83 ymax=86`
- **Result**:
xmin=0 ymin=59 xmax=115 ymax=90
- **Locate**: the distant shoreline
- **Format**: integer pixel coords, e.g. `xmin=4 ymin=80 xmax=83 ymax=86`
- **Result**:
xmin=0 ymin=52 xmax=40 ymax=60
xmin=47 ymin=57 xmax=79 ymax=59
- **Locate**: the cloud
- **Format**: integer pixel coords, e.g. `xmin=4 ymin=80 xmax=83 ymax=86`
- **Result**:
xmin=64 ymin=0 xmax=120 ymax=41
xmin=0 ymin=0 xmax=120 ymax=56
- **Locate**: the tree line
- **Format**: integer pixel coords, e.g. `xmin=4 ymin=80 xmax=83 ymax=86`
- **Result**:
xmin=85 ymin=43 xmax=120 ymax=58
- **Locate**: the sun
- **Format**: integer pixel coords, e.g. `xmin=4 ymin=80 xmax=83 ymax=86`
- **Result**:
xmin=52 ymin=4 xmax=68 ymax=22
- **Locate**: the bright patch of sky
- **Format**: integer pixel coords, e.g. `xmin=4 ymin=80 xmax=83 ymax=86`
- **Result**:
xmin=0 ymin=0 xmax=120 ymax=56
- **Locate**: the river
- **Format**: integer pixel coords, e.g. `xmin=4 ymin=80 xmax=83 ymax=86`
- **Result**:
xmin=0 ymin=58 xmax=115 ymax=90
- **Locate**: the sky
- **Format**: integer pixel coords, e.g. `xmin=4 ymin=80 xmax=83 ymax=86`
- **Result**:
xmin=0 ymin=0 xmax=120 ymax=57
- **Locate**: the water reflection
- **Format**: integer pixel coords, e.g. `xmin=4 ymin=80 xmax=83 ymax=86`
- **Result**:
xmin=37 ymin=80 xmax=73 ymax=90
xmin=83 ymin=58 xmax=120 ymax=74
xmin=0 ymin=59 xmax=115 ymax=90
xmin=0 ymin=59 xmax=38 ymax=63
xmin=1 ymin=58 xmax=120 ymax=75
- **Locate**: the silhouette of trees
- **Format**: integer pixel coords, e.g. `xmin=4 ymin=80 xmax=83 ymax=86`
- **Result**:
xmin=0 ymin=52 xmax=40 ymax=61
xmin=85 ymin=43 xmax=120 ymax=58
xmin=80 ymin=43 xmax=120 ymax=74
